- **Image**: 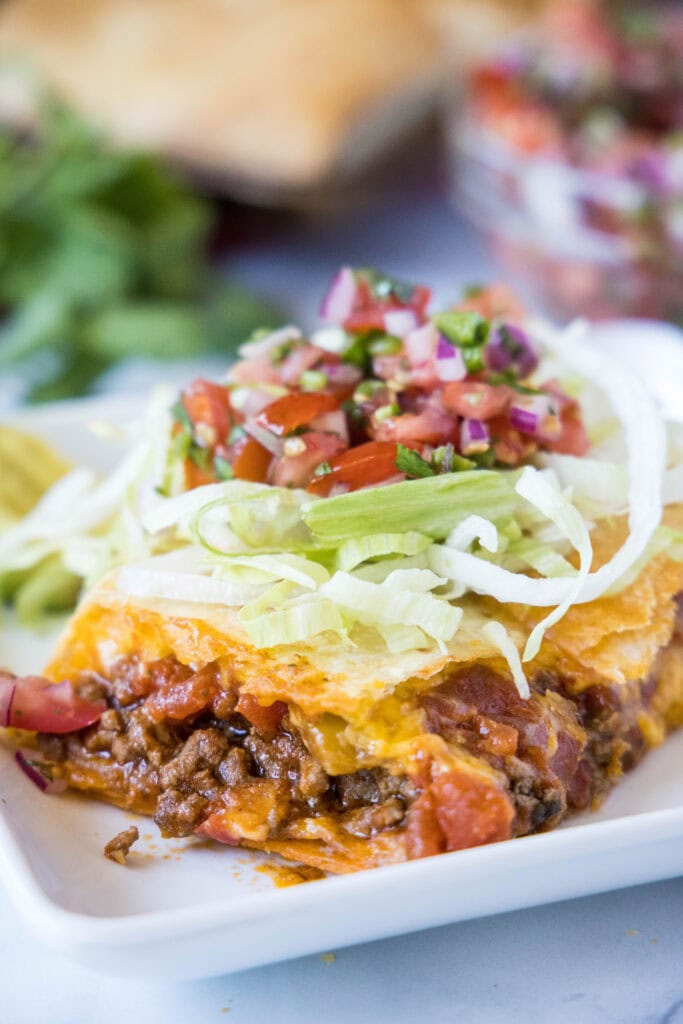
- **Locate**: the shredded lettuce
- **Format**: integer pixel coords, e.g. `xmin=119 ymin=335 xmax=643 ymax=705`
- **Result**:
xmin=502 ymin=538 xmax=576 ymax=578
xmin=335 ymin=531 xmax=431 ymax=571
xmin=117 ymin=561 xmax=266 ymax=606
xmin=516 ymin=466 xmax=592 ymax=661
xmin=239 ymin=596 xmax=346 ymax=648
xmin=302 ymin=471 xmax=516 ymax=544
xmin=212 ymin=553 xmax=329 ymax=589
xmin=318 ymin=571 xmax=462 ymax=647
xmin=482 ymin=621 xmax=529 ymax=699
xmin=445 ymin=515 xmax=499 ymax=553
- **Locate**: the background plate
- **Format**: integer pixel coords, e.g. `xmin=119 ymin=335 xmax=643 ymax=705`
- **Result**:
xmin=1 ymin=323 xmax=683 ymax=980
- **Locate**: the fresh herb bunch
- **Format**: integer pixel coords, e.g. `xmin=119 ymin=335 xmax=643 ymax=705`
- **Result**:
xmin=0 ymin=97 xmax=280 ymax=401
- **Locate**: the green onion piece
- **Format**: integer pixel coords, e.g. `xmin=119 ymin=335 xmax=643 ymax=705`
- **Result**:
xmin=462 ymin=344 xmax=486 ymax=373
xmin=432 ymin=311 xmax=489 ymax=348
xmin=302 ymin=470 xmax=516 ymax=544
xmin=313 ymin=461 xmax=332 ymax=478
xmin=431 ymin=444 xmax=475 ymax=473
xmin=299 ymin=370 xmax=328 ymax=392
xmin=373 ymin=403 xmax=399 ymax=423
xmin=353 ymin=380 xmax=386 ymax=402
xmin=342 ymin=335 xmax=369 ymax=369
xmin=368 ymin=335 xmax=402 ymax=356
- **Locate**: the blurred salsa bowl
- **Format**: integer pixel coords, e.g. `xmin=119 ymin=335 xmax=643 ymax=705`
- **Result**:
xmin=448 ymin=0 xmax=683 ymax=323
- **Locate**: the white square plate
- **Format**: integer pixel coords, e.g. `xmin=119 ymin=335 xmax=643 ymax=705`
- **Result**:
xmin=2 ymin=324 xmax=683 ymax=982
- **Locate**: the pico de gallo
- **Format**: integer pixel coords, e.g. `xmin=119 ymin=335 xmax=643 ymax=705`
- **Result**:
xmin=454 ymin=0 xmax=683 ymax=322
xmin=167 ymin=267 xmax=588 ymax=497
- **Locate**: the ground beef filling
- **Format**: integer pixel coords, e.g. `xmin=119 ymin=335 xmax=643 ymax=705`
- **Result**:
xmin=37 ymin=656 xmax=414 ymax=844
xmin=37 ymin=651 xmax=663 ymax=854
xmin=421 ymin=664 xmax=658 ymax=837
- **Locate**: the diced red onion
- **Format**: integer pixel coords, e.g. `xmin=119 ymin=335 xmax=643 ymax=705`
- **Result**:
xmin=383 ymin=309 xmax=418 ymax=339
xmin=15 ymin=750 xmax=67 ymax=795
xmin=1 ymin=680 xmax=16 ymax=727
xmin=435 ymin=336 xmax=466 ymax=382
xmin=320 ymin=267 xmax=357 ymax=324
xmin=460 ymin=418 xmax=490 ymax=455
xmin=309 ymin=409 xmax=349 ymax=444
xmin=436 ymin=334 xmax=455 ymax=360
xmin=236 ymin=388 xmax=282 ymax=418
xmin=243 ymin=420 xmax=286 ymax=456
xmin=279 ymin=344 xmax=324 ymax=386
xmin=508 ymin=394 xmax=562 ymax=439
xmin=485 ymin=324 xmax=538 ymax=379
xmin=238 ymin=325 xmax=302 ymax=360
xmin=321 ymin=363 xmax=363 ymax=387
xmin=404 ymin=323 xmax=437 ymax=366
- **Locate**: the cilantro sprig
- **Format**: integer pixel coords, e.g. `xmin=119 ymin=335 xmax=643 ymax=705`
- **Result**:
xmin=0 ymin=97 xmax=282 ymax=401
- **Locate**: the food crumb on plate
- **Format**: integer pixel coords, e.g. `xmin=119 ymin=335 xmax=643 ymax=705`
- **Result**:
xmin=257 ymin=862 xmax=326 ymax=887
xmin=104 ymin=826 xmax=139 ymax=865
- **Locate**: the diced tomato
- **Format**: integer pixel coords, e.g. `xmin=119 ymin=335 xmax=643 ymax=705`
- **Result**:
xmin=430 ymin=768 xmax=514 ymax=851
xmin=0 ymin=672 xmax=105 ymax=734
xmin=268 ymin=432 xmax=347 ymax=488
xmin=405 ymin=763 xmax=513 ymax=858
xmin=228 ymin=435 xmax=273 ymax=483
xmin=488 ymin=415 xmax=538 ymax=466
xmin=184 ymin=460 xmax=216 ymax=489
xmin=474 ymin=715 xmax=519 ymax=757
xmin=227 ymin=358 xmax=281 ymax=386
xmin=455 ymin=283 xmax=526 ymax=322
xmin=196 ymin=811 xmax=241 ymax=846
xmin=182 ymin=380 xmax=232 ymax=445
xmin=442 ymin=381 xmax=512 ymax=420
xmin=545 ymin=409 xmax=590 ymax=456
xmin=373 ymin=404 xmax=457 ymax=446
xmin=343 ymin=277 xmax=431 ymax=332
xmin=255 ymin=392 xmax=340 ymax=437
xmin=480 ymin=93 xmax=563 ymax=155
xmin=279 ymin=344 xmax=326 ymax=387
xmin=404 ymin=789 xmax=446 ymax=859
xmin=306 ymin=441 xmax=403 ymax=496
xmin=196 ymin=779 xmax=284 ymax=843
xmin=145 ymin=665 xmax=221 ymax=723
xmin=235 ymin=692 xmax=287 ymax=737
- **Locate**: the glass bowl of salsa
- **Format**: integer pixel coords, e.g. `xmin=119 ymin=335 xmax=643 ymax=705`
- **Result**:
xmin=448 ymin=0 xmax=683 ymax=323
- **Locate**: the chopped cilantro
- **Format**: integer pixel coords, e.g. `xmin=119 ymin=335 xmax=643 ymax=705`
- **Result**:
xmin=395 ymin=444 xmax=435 ymax=478
xmin=170 ymin=397 xmax=192 ymax=430
xmin=227 ymin=424 xmax=246 ymax=444
xmin=313 ymin=461 xmax=333 ymax=477
xmin=356 ymin=267 xmax=415 ymax=303
xmin=368 ymin=335 xmax=402 ymax=356
xmin=215 ymin=456 xmax=234 ymax=480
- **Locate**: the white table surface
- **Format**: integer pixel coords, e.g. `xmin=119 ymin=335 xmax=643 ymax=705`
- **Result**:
xmin=2 ymin=188 xmax=683 ymax=1022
